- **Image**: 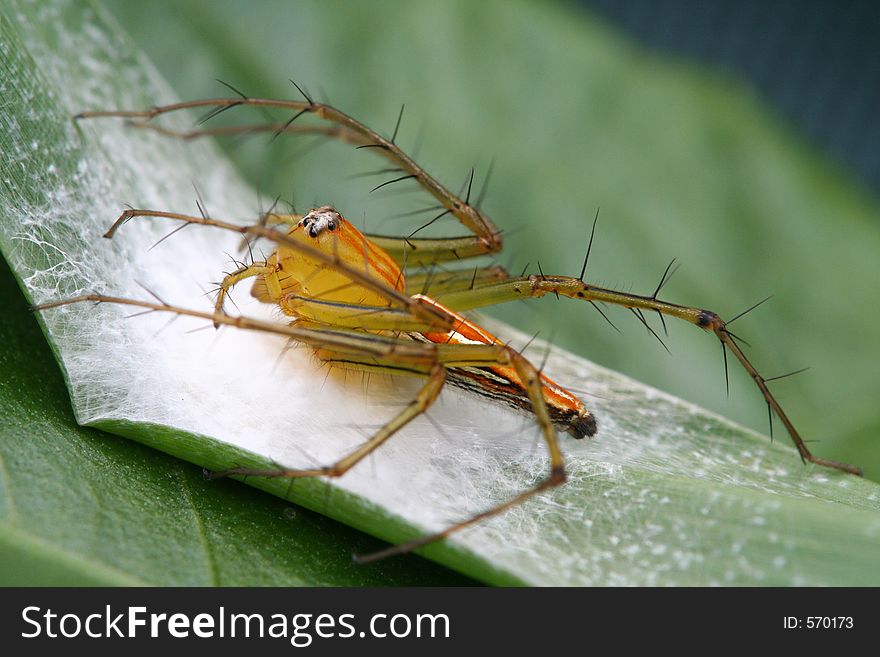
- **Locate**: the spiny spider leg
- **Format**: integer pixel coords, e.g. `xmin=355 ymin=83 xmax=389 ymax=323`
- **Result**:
xmin=77 ymin=95 xmax=502 ymax=256
xmin=214 ymin=260 xmax=278 ymax=323
xmin=34 ymin=295 xmax=567 ymax=563
xmin=214 ymin=364 xmax=448 ymax=481
xmin=406 ymin=264 xmax=510 ymax=296
xmin=430 ymin=273 xmax=862 ymax=476
xmin=126 ymin=120 xmax=357 ymax=143
xmin=34 ymin=295 xmax=438 ymax=363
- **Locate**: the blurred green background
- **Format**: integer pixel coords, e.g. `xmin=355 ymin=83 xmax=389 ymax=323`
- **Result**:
xmin=98 ymin=0 xmax=880 ymax=480
xmin=587 ymin=0 xmax=880 ymax=195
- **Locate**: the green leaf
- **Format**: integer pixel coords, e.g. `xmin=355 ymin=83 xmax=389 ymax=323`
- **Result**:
xmin=2 ymin=0 xmax=880 ymax=586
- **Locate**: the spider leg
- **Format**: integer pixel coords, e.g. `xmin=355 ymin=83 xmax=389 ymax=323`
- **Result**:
xmin=77 ymin=96 xmax=502 ymax=256
xmin=216 ymin=363 xmax=447 ymax=480
xmin=279 ymin=295 xmax=453 ymax=333
xmin=429 ymin=274 xmax=862 ymax=477
xmin=126 ymin=120 xmax=357 ymax=144
xmin=352 ymin=342 xmax=567 ymax=563
xmin=236 ymin=209 xmax=302 ymax=253
xmin=217 ymin=336 xmax=568 ymax=564
xmin=35 ymin=294 xmax=568 ymax=561
xmin=249 ymin=332 xmax=568 ymax=564
xmin=406 ymin=264 xmax=509 ymax=296
xmin=214 ymin=260 xmax=279 ymax=321
xmin=368 ymin=234 xmax=504 ymax=267
xmin=33 ymin=294 xmax=439 ymax=366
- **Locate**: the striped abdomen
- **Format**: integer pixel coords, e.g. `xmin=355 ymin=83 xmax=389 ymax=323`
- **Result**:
xmin=414 ymin=295 xmax=596 ymax=439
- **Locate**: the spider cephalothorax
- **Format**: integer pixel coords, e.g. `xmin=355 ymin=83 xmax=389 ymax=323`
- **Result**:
xmin=299 ymin=205 xmax=340 ymax=238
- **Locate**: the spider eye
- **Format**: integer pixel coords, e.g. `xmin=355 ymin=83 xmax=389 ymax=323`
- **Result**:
xmin=327 ymin=221 xmax=336 ymax=231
